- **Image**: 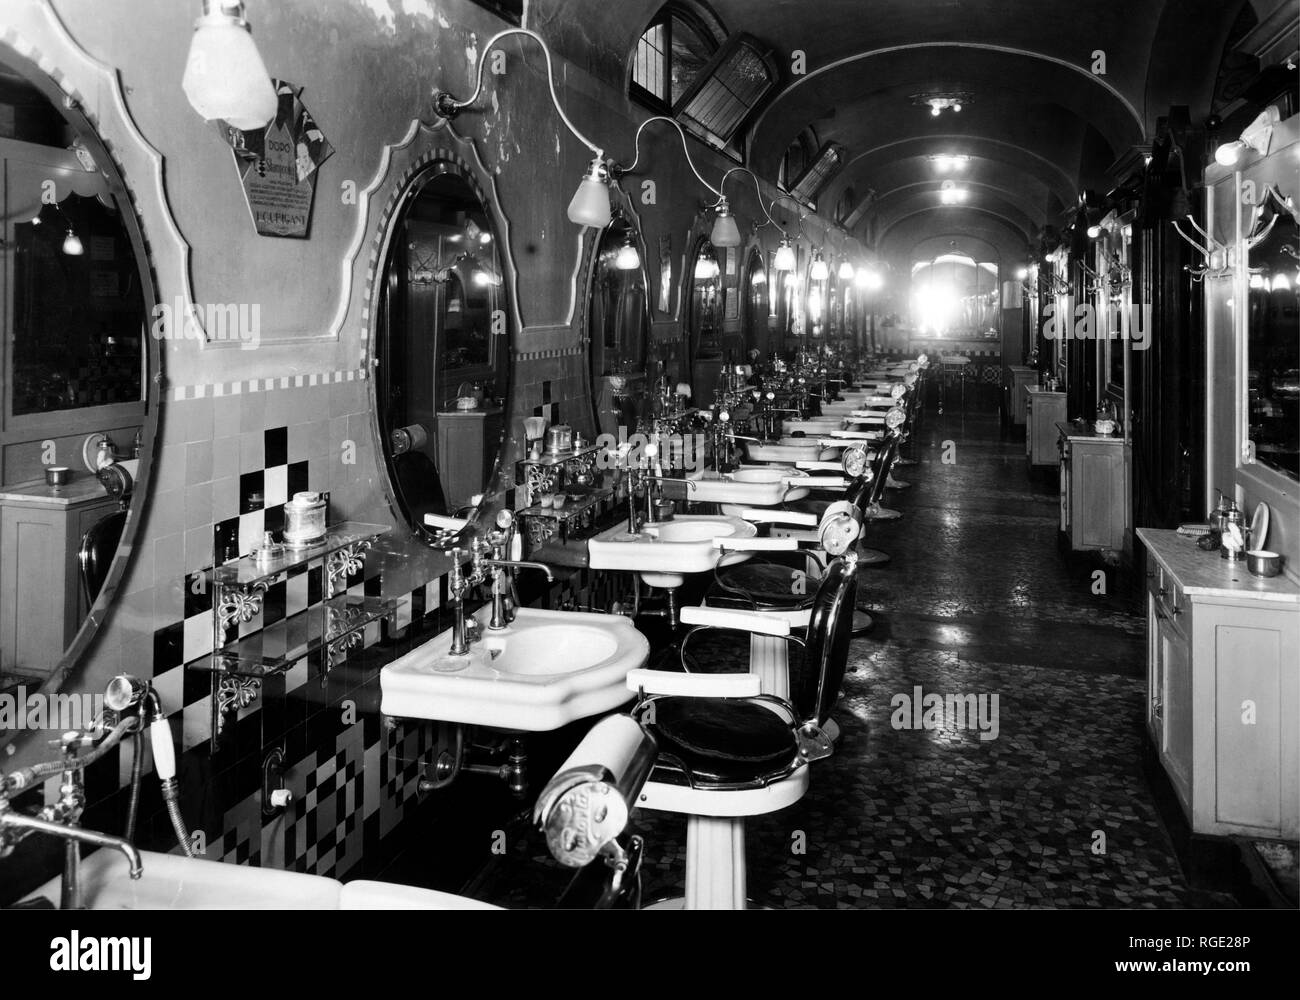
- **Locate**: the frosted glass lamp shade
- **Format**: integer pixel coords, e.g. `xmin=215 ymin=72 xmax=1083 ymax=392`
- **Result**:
xmin=182 ymin=6 xmax=279 ymax=131
xmin=567 ymin=160 xmax=612 ymax=228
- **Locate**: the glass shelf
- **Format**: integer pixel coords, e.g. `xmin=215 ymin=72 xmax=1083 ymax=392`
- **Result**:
xmin=517 ymin=443 xmax=603 ymax=468
xmin=209 ymin=521 xmax=391 ymax=589
xmin=195 ymin=594 xmax=396 ymax=679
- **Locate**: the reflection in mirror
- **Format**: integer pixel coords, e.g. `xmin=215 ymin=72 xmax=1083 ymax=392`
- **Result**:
xmin=742 ymin=247 xmax=769 ymax=363
xmin=0 ymin=51 xmax=156 ymax=741
xmin=589 ymin=213 xmax=651 ymax=440
xmin=687 ymin=238 xmax=722 ymax=407
xmin=1246 ymin=200 xmax=1299 ymax=480
xmin=374 ymin=161 xmax=510 ymax=538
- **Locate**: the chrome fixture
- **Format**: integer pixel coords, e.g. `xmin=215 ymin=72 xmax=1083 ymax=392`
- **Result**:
xmin=446 ymin=547 xmax=483 ymax=656
xmin=1 ymin=722 xmax=145 ymax=908
xmin=473 ymin=538 xmax=554 ymax=632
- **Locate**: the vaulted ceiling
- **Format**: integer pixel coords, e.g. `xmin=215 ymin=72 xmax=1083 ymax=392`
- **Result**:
xmin=530 ymin=0 xmax=1278 ymax=263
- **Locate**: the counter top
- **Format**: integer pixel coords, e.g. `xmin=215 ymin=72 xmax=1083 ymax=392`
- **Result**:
xmin=0 ymin=473 xmax=111 ymax=507
xmin=1026 ymin=387 xmax=1065 ymax=396
xmin=1138 ymin=528 xmax=1300 ymax=604
xmin=1056 ymin=420 xmax=1124 ymax=443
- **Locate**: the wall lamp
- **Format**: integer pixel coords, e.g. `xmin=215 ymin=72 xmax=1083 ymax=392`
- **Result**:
xmin=713 ymin=166 xmax=785 ymax=249
xmin=182 ymin=1 xmax=279 ymax=131
xmin=433 ymin=28 xmax=613 ymax=228
xmin=615 ymin=228 xmax=641 ymax=271
xmin=1214 ymin=106 xmax=1279 ymax=167
xmin=611 ymin=116 xmax=731 ymax=243
xmin=810 ymin=249 xmax=830 ymax=281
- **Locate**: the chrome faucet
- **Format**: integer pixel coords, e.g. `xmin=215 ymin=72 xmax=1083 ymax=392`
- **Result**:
xmin=447 ymin=546 xmax=484 ymax=655
xmin=1 ymin=727 xmax=144 ymax=908
xmin=475 ymin=539 xmax=554 ymax=631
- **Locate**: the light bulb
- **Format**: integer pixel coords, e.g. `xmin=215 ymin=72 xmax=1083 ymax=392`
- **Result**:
xmin=182 ymin=1 xmax=279 ymax=131
xmin=838 ymin=259 xmax=855 ymax=281
xmin=810 ymin=252 xmax=829 ymax=281
xmin=694 ymin=253 xmax=716 ymax=280
xmin=62 ymin=229 xmax=84 ymax=256
xmin=930 ymin=105 xmax=941 ymax=117
xmin=1087 ymin=224 xmax=1102 ymax=239
xmin=1250 ymin=273 xmax=1267 ymax=290
xmin=953 ymin=103 xmax=962 ymax=113
xmin=1271 ymin=272 xmax=1292 ymax=292
xmin=1016 ymin=266 xmax=1029 ymax=280
xmin=752 ymin=270 xmax=767 ymax=285
xmin=615 ymin=241 xmax=640 ymax=270
xmin=1215 ymin=140 xmax=1245 ymax=167
xmin=567 ymin=158 xmax=612 ymax=228
xmin=711 ymin=200 xmax=741 ymax=247
xmin=774 ymin=238 xmax=796 ymax=271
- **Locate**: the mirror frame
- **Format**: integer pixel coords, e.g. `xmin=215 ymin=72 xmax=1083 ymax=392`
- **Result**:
xmin=741 ymin=242 xmax=769 ymax=362
xmin=0 ymin=25 xmax=163 ymax=755
xmin=362 ymin=124 xmax=522 ymax=546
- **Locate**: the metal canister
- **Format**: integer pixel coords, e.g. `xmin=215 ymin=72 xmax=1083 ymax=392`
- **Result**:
xmin=1219 ymin=499 xmax=1249 ymax=561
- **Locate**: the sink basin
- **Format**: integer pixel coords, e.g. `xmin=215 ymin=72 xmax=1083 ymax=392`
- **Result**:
xmin=683 ymin=469 xmax=795 ymax=506
xmin=743 ymin=441 xmax=833 ymax=463
xmin=21 ymin=849 xmax=498 ymax=909
xmin=784 ymin=418 xmax=842 ymax=435
xmin=380 ymin=606 xmax=648 ymax=730
xmin=588 ymin=514 xmax=756 ymax=573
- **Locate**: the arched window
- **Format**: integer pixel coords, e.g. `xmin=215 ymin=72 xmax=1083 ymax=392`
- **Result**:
xmin=631 ymin=4 xmax=720 ymax=110
xmin=779 ymin=129 xmax=816 ymax=192
xmin=631 ymin=4 xmax=778 ymax=155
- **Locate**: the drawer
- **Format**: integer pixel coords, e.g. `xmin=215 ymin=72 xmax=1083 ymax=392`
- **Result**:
xmin=1147 ymin=564 xmax=1186 ymax=619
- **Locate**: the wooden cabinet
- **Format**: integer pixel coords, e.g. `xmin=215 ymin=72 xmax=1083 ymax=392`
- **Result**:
xmin=1140 ymin=528 xmax=1299 ymax=839
xmin=435 ymin=406 xmax=504 ymax=512
xmin=1025 ymin=388 xmax=1066 ymax=465
xmin=1057 ymin=422 xmax=1128 ymax=552
xmin=0 ymin=476 xmax=119 ymax=675
xmin=1007 ymin=365 xmax=1036 ymax=424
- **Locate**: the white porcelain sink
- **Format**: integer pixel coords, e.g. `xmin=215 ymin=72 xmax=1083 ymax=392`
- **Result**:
xmin=743 ymin=441 xmax=832 ymax=463
xmin=683 ymin=469 xmax=797 ymax=506
xmin=784 ymin=418 xmax=842 ymax=435
xmin=21 ymin=849 xmax=498 ymax=909
xmin=380 ymin=606 xmax=648 ymax=730
xmin=588 ymin=514 xmax=756 ymax=575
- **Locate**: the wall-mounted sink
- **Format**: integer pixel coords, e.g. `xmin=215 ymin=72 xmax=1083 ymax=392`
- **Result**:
xmin=742 ymin=441 xmax=833 ymax=464
xmin=783 ymin=418 xmax=843 ymax=436
xmin=21 ymin=849 xmax=498 ymax=909
xmin=683 ymin=469 xmax=799 ymax=506
xmin=380 ymin=606 xmax=648 ymax=731
xmin=588 ymin=514 xmax=756 ymax=576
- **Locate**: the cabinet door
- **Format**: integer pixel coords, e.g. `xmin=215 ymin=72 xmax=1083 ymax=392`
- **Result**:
xmin=1157 ymin=612 xmax=1194 ymax=809
xmin=1072 ymin=444 xmax=1123 ymax=549
xmin=1213 ymin=621 xmax=1282 ymax=830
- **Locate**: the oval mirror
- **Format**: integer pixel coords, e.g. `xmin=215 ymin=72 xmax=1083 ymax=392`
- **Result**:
xmin=0 ymin=46 xmax=159 ymax=750
xmin=588 ymin=213 xmax=651 ymax=441
xmin=687 ymin=237 xmax=722 ymax=407
xmin=371 ymin=160 xmax=512 ymax=542
xmin=1246 ymin=193 xmax=1299 ymax=481
xmin=742 ymin=246 xmax=769 ymax=364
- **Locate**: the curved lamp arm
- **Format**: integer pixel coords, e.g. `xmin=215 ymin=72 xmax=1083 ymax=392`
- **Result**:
xmin=612 ymin=115 xmax=722 ymax=199
xmin=433 ymin=28 xmax=604 ymax=160
xmin=716 ymin=166 xmax=780 ymax=229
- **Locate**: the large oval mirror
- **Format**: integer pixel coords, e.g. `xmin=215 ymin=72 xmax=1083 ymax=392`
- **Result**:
xmin=0 ymin=47 xmax=159 ymax=748
xmin=588 ymin=213 xmax=651 ymax=440
xmin=372 ymin=159 xmax=512 ymax=540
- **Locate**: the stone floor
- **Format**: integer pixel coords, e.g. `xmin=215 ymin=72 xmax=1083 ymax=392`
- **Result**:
xmin=469 ymin=402 xmax=1236 ymax=908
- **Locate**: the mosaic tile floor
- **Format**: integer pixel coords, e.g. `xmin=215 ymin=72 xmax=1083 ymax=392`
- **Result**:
xmin=471 ymin=405 xmax=1235 ymax=909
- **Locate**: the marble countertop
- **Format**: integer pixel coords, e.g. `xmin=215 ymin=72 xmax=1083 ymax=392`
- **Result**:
xmin=1056 ymin=420 xmax=1124 ymax=443
xmin=0 ymin=473 xmax=110 ymax=507
xmin=1138 ymin=528 xmax=1299 ymax=604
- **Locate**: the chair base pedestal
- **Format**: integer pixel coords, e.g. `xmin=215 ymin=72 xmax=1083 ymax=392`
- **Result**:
xmin=856 ymin=547 xmax=892 ymax=566
xmin=751 ymin=634 xmax=790 ymax=700
xmin=852 ymin=608 xmax=874 ymax=635
xmin=683 ymin=815 xmax=747 ymax=909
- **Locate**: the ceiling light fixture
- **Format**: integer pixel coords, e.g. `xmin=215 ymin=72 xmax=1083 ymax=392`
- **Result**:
xmin=434 ymin=28 xmax=614 ymax=228
xmin=912 ymin=93 xmax=970 ymax=118
xmin=930 ymin=154 xmax=970 ymax=172
xmin=182 ymin=1 xmax=279 ymax=131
